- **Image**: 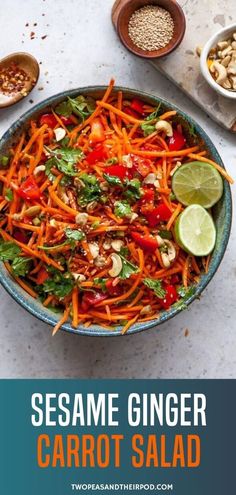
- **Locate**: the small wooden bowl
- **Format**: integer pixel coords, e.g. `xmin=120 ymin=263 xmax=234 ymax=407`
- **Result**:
xmin=0 ymin=52 xmax=40 ymax=109
xmin=116 ymin=0 xmax=186 ymax=59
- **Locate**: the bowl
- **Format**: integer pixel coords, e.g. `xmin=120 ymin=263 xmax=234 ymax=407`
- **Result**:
xmin=0 ymin=86 xmax=232 ymax=336
xmin=117 ymin=0 xmax=186 ymax=59
xmin=0 ymin=52 xmax=39 ymax=108
xmin=200 ymin=23 xmax=236 ymax=99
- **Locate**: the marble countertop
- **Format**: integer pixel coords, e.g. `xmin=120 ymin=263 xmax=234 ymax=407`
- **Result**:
xmin=0 ymin=0 xmax=235 ymax=378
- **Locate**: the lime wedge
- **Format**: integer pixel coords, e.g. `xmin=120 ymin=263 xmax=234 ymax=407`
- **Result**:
xmin=172 ymin=161 xmax=223 ymax=208
xmin=175 ymin=204 xmax=216 ymax=256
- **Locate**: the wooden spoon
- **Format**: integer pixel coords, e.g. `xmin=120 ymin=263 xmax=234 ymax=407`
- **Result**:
xmin=0 ymin=52 xmax=40 ymax=109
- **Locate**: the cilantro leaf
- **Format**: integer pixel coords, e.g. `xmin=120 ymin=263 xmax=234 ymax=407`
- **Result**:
xmin=0 ymin=241 xmax=21 ymax=261
xmin=94 ymin=277 xmax=107 ymax=292
xmin=5 ymin=188 xmax=13 ymax=202
xmin=54 ymin=100 xmax=72 ymax=117
xmin=145 ymin=105 xmax=162 ymax=121
xmin=103 ymin=174 xmax=123 ymax=187
xmin=45 ymin=156 xmax=77 ymax=177
xmin=124 ymin=178 xmax=141 ymax=201
xmin=45 ymin=146 xmax=84 ymax=177
xmin=141 ymin=123 xmax=156 ymax=137
xmin=177 ymin=285 xmax=196 ymax=299
xmin=143 ymin=278 xmax=166 ymax=299
xmin=60 ymin=136 xmax=70 ymax=147
xmin=119 ymin=254 xmax=139 ymax=279
xmin=158 ymin=230 xmax=173 ymax=240
xmin=141 ymin=104 xmax=161 ymax=136
xmin=78 ymin=173 xmax=101 ymax=206
xmin=45 ymin=160 xmax=56 ymax=182
xmin=37 ymin=270 xmax=73 ymax=298
xmin=55 ymin=95 xmax=96 ymax=121
xmin=11 ymin=257 xmax=32 ymax=276
xmin=64 ymin=228 xmax=85 ymax=241
xmin=60 ymin=175 xmax=72 ymax=187
xmin=55 ymin=148 xmax=84 ymax=164
xmin=188 ymin=123 xmax=197 ymax=138
xmin=174 ymin=285 xmax=197 ymax=311
xmin=114 ymin=201 xmax=132 ymax=218
xmin=120 ymin=246 xmax=129 ymax=257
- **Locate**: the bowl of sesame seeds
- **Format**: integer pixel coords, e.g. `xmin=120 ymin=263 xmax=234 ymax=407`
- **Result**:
xmin=116 ymin=0 xmax=186 ymax=59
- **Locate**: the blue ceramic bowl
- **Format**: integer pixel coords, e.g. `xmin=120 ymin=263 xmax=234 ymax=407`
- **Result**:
xmin=0 ymin=86 xmax=232 ymax=336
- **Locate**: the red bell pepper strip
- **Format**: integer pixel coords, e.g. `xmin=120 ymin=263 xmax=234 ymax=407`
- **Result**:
xmin=39 ymin=113 xmax=58 ymax=128
xmin=13 ymin=230 xmax=28 ymax=244
xmin=105 ymin=165 xmax=132 ymax=180
xmin=124 ymin=107 xmax=140 ymax=119
xmin=86 ymin=146 xmax=107 ymax=165
xmin=131 ymin=232 xmax=158 ymax=253
xmin=39 ymin=113 xmax=73 ymax=128
xmin=139 ymin=187 xmax=155 ymax=214
xmin=89 ymin=119 xmax=105 ymax=143
xmin=105 ymin=279 xmax=122 ymax=296
xmin=168 ymin=130 xmax=186 ymax=151
xmin=17 ymin=176 xmax=42 ymax=201
xmin=158 ymin=284 xmax=178 ymax=309
xmin=36 ymin=267 xmax=49 ymax=285
xmin=145 ymin=203 xmax=172 ymax=227
xmin=81 ymin=291 xmax=107 ymax=311
xmin=141 ymin=187 xmax=155 ymax=203
xmin=60 ymin=115 xmax=74 ymax=125
xmin=130 ymin=98 xmax=145 ymax=116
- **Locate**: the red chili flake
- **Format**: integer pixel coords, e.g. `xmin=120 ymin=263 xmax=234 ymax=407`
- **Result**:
xmin=30 ymin=31 xmax=35 ymax=39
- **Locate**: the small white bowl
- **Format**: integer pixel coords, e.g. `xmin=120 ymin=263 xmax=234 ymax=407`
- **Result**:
xmin=200 ymin=23 xmax=236 ymax=99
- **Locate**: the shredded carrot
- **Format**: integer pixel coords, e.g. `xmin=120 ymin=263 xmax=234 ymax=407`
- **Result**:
xmin=122 ymin=314 xmax=139 ymax=335
xmin=130 ymin=145 xmax=199 ymax=158
xmin=43 ymin=295 xmax=54 ymax=306
xmin=72 ymin=287 xmax=79 ymax=328
xmin=158 ymin=110 xmax=177 ymax=120
xmin=166 ymin=203 xmax=182 ymax=230
xmin=97 ymin=101 xmax=143 ymax=124
xmin=182 ymin=256 xmax=190 ymax=288
xmin=15 ymin=277 xmax=37 ymax=298
xmin=49 ymin=189 xmax=78 ymax=216
xmin=52 ymin=306 xmax=71 ymax=336
xmin=22 ymin=125 xmax=47 ymax=155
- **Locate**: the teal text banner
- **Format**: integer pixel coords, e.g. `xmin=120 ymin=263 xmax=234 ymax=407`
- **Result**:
xmin=0 ymin=380 xmax=235 ymax=494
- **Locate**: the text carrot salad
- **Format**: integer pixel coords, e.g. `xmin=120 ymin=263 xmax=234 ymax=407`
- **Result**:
xmin=0 ymin=80 xmax=232 ymax=334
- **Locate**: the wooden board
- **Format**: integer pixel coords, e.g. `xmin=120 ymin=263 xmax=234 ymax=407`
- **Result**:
xmin=112 ymin=0 xmax=236 ymax=132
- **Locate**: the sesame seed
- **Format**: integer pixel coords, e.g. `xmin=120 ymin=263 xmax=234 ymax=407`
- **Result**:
xmin=128 ymin=5 xmax=174 ymax=52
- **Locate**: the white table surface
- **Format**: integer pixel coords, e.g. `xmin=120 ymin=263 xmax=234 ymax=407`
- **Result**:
xmin=0 ymin=0 xmax=235 ymax=378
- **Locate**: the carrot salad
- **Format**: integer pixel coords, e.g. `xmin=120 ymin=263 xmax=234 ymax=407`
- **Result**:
xmin=0 ymin=79 xmax=232 ymax=335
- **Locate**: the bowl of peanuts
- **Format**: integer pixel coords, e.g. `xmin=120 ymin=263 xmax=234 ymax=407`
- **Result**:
xmin=200 ymin=23 xmax=236 ymax=99
xmin=116 ymin=0 xmax=186 ymax=59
